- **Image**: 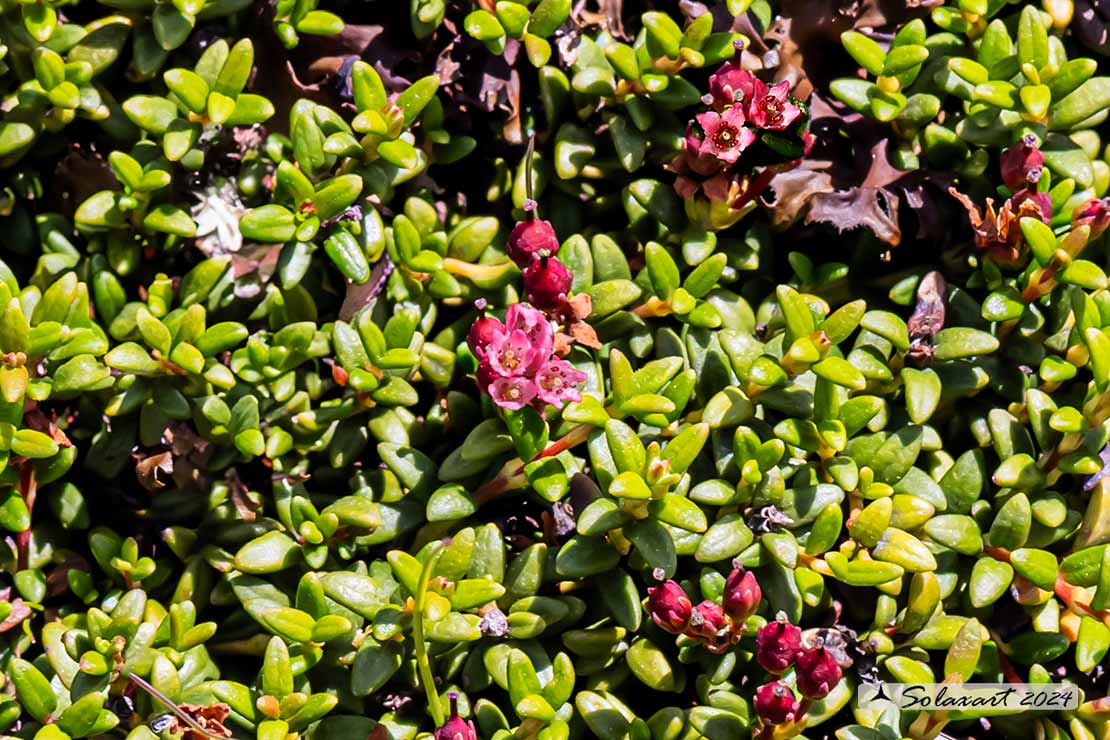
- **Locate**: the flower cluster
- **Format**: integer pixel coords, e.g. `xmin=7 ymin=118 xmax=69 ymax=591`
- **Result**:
xmin=751 ymin=615 xmax=844 ymax=730
xmin=646 ymin=565 xmax=761 ymax=654
xmin=669 ymin=44 xmax=808 ymax=223
xmin=467 ymin=301 xmax=587 ymax=411
xmin=950 ymin=136 xmax=1053 ymax=267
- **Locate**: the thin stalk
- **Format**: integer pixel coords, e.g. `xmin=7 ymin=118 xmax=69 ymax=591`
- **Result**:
xmin=412 ymin=542 xmax=446 ymax=727
xmin=474 ymin=423 xmax=593 ymax=503
xmin=128 ymin=674 xmax=229 ymax=740
xmin=525 ymin=133 xmax=536 ymax=204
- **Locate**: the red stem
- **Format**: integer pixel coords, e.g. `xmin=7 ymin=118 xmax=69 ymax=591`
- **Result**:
xmin=474 ymin=424 xmax=592 ymax=504
xmin=16 ymin=461 xmax=35 ymax=572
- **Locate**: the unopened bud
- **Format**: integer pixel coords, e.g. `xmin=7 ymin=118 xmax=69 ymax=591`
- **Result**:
xmin=754 ymin=680 xmax=801 ymax=725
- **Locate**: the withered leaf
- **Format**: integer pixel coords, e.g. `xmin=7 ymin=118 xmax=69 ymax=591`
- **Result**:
xmin=136 ymin=452 xmax=174 ymax=492
xmin=169 ymin=704 xmax=232 ymax=740
xmin=0 ymin=589 xmax=31 ymax=633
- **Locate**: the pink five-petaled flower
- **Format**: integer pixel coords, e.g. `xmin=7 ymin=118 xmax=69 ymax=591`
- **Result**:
xmin=695 ymin=108 xmax=754 ymax=165
xmin=722 ymin=565 xmax=761 ymax=623
xmin=795 ymin=645 xmax=842 ymax=700
xmin=534 ymin=358 xmax=586 ymax=409
xmin=487 ymin=375 xmax=537 ymax=411
xmin=756 ymin=614 xmax=803 ymax=674
xmin=523 ymin=256 xmax=573 ymax=310
xmin=487 ymin=329 xmax=538 ymax=377
xmin=646 ymin=580 xmax=693 ymax=634
xmin=507 ymin=200 xmax=560 ymax=267
xmin=746 ymin=78 xmax=803 ymax=131
xmin=754 ymin=681 xmax=801 ymax=726
xmin=435 ymin=694 xmax=477 ymax=740
xmin=504 ymin=303 xmax=553 ymax=367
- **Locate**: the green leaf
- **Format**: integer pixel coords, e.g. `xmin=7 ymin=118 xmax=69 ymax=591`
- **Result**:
xmin=902 ymin=367 xmax=941 ymax=423
xmin=152 ymin=4 xmax=195 ymax=50
xmin=642 ymin=11 xmax=682 ymax=59
xmin=944 ymin=617 xmax=982 ymax=682
xmin=841 ymin=30 xmax=886 ymax=76
xmin=626 ymin=639 xmax=679 ymax=692
xmin=323 ymin=230 xmax=370 ymax=284
xmin=395 ymin=75 xmax=439 ymax=126
xmin=214 ymin=38 xmax=253 ymax=96
xmin=9 ymin=658 xmax=56 ymax=722
xmin=0 ymin=122 xmax=35 ymax=158
xmin=969 ymin=558 xmax=1013 ymax=608
xmin=122 ymin=95 xmax=179 ymax=134
xmin=529 ymin=0 xmax=571 ymax=37
xmin=1050 ymin=77 xmax=1110 ymax=131
xmin=1011 ymin=547 xmax=1058 ymax=590
xmin=241 ymin=205 xmax=296 ymax=243
xmin=235 ymin=531 xmax=301 ymax=573
xmin=1017 ymin=5 xmax=1048 ymax=70
xmin=143 ymin=204 xmax=196 ymax=237
xmin=75 ymin=191 xmax=126 ymax=229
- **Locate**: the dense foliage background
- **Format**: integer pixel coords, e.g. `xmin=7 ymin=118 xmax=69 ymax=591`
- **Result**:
xmin=2 ymin=0 xmax=1110 ymax=739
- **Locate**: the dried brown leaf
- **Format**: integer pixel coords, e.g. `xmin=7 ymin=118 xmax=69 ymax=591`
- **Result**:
xmin=170 ymin=704 xmax=232 ymax=740
xmin=136 ymin=452 xmax=174 ymax=492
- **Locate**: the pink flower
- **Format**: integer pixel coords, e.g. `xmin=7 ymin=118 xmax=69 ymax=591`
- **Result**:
xmin=646 ymin=580 xmax=693 ymax=634
xmin=1073 ymin=197 xmax=1110 ymax=240
xmin=756 ymin=615 xmax=802 ymax=674
xmin=488 ymin=375 xmax=537 ymax=410
xmin=686 ymin=600 xmax=729 ymax=640
xmin=795 ymin=646 xmax=842 ymax=700
xmin=754 ymin=681 xmax=800 ymax=726
xmin=722 ymin=566 xmax=761 ymax=623
xmin=435 ymin=694 xmax=477 ymax=740
xmin=523 ymin=257 xmax=572 ymax=310
xmin=487 ymin=329 xmax=537 ymax=377
xmin=681 ymin=124 xmax=729 ymax=177
xmin=1000 ymin=134 xmax=1044 ymax=191
xmin=504 ymin=304 xmax=553 ymax=368
xmin=466 ymin=300 xmax=503 ymax=360
xmin=534 ymin=358 xmax=586 ymax=408
xmin=745 ymin=79 xmax=803 ymax=131
xmin=708 ymin=52 xmax=757 ymax=110
xmin=507 ymin=200 xmax=559 ymax=267
xmin=695 ymin=108 xmax=754 ymax=164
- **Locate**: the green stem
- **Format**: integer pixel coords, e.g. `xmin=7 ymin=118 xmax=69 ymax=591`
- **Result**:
xmin=412 ymin=542 xmax=446 ymax=727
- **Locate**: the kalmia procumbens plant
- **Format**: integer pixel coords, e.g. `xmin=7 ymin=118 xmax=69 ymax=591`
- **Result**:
xmin=3 ymin=2 xmax=1110 ymax=740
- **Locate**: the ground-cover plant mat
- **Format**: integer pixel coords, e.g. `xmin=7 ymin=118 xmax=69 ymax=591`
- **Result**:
xmin=0 ymin=0 xmax=1109 ymax=739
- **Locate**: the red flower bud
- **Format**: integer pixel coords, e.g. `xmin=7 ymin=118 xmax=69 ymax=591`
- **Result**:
xmin=647 ymin=580 xmax=693 ymax=634
xmin=435 ymin=694 xmax=477 ymax=740
xmin=754 ymin=681 xmax=800 ymax=726
xmin=722 ymin=566 xmax=761 ymax=623
xmin=1073 ymin=197 xmax=1110 ymax=241
xmin=706 ymin=41 xmax=755 ymax=110
xmin=1000 ymin=134 xmax=1044 ymax=191
xmin=686 ymin=600 xmax=729 ymax=641
xmin=507 ymin=202 xmax=559 ymax=267
xmin=795 ymin=645 xmax=842 ymax=700
xmin=523 ymin=256 xmax=572 ymax=310
xmin=756 ymin=615 xmax=802 ymax=674
xmin=467 ymin=299 xmax=503 ymax=359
